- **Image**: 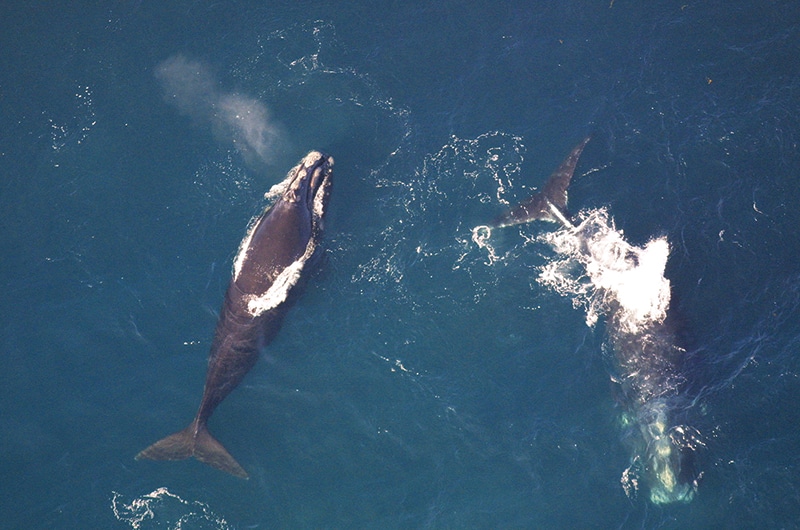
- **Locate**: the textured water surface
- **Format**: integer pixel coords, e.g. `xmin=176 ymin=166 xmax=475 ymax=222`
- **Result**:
xmin=2 ymin=2 xmax=800 ymax=528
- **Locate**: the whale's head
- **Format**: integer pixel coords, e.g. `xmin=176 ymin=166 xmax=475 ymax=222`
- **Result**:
xmin=232 ymin=151 xmax=333 ymax=303
xmin=283 ymin=150 xmax=333 ymax=221
xmin=636 ymin=401 xmax=699 ymax=504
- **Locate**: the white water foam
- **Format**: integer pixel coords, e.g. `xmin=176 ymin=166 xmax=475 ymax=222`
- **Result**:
xmin=111 ymin=488 xmax=231 ymax=529
xmin=537 ymin=207 xmax=671 ymax=335
xmin=246 ymin=250 xmax=312 ymax=316
xmin=352 ymin=131 xmax=527 ymax=308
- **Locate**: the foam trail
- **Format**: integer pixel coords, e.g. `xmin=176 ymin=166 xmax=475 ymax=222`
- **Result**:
xmin=111 ymin=487 xmax=231 ymax=529
xmin=155 ymin=54 xmax=285 ymax=166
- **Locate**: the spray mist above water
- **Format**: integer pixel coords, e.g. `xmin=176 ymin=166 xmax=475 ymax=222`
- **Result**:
xmin=155 ymin=54 xmax=286 ymax=167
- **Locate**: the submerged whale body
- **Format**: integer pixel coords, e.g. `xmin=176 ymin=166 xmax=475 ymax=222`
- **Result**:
xmin=491 ymin=138 xmax=698 ymax=503
xmin=137 ymin=151 xmax=333 ymax=479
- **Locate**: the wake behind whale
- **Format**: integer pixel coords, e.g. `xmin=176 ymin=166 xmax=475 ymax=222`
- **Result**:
xmin=475 ymin=138 xmax=702 ymax=503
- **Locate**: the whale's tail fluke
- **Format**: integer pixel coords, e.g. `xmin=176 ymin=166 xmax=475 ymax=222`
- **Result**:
xmin=492 ymin=136 xmax=591 ymax=229
xmin=136 ymin=420 xmax=248 ymax=479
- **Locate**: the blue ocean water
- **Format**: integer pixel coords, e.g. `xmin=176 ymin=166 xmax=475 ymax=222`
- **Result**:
xmin=2 ymin=1 xmax=800 ymax=527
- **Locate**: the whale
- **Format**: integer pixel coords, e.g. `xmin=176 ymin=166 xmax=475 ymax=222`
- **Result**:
xmin=136 ymin=151 xmax=333 ymax=479
xmin=491 ymin=137 xmax=697 ymax=503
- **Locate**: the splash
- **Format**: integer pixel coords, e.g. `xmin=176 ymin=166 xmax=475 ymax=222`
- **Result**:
xmin=538 ymin=208 xmax=671 ymax=334
xmin=534 ymin=208 xmax=698 ymax=503
xmin=476 ymin=203 xmax=700 ymax=504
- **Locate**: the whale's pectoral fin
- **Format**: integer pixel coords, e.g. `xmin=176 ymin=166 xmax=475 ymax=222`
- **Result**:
xmin=492 ymin=136 xmax=591 ymax=229
xmin=136 ymin=422 xmax=249 ymax=479
xmin=541 ymin=135 xmax=591 ymax=214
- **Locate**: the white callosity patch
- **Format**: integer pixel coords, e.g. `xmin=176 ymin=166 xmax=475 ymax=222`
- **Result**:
xmin=232 ymin=152 xmax=328 ymax=284
xmin=262 ymin=151 xmax=329 ymax=203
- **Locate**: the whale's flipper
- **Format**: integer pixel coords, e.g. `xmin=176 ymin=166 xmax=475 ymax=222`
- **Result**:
xmin=136 ymin=420 xmax=248 ymax=479
xmin=493 ymin=136 xmax=591 ymax=229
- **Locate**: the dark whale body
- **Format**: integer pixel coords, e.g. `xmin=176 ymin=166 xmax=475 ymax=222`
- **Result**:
xmin=137 ymin=151 xmax=333 ymax=479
